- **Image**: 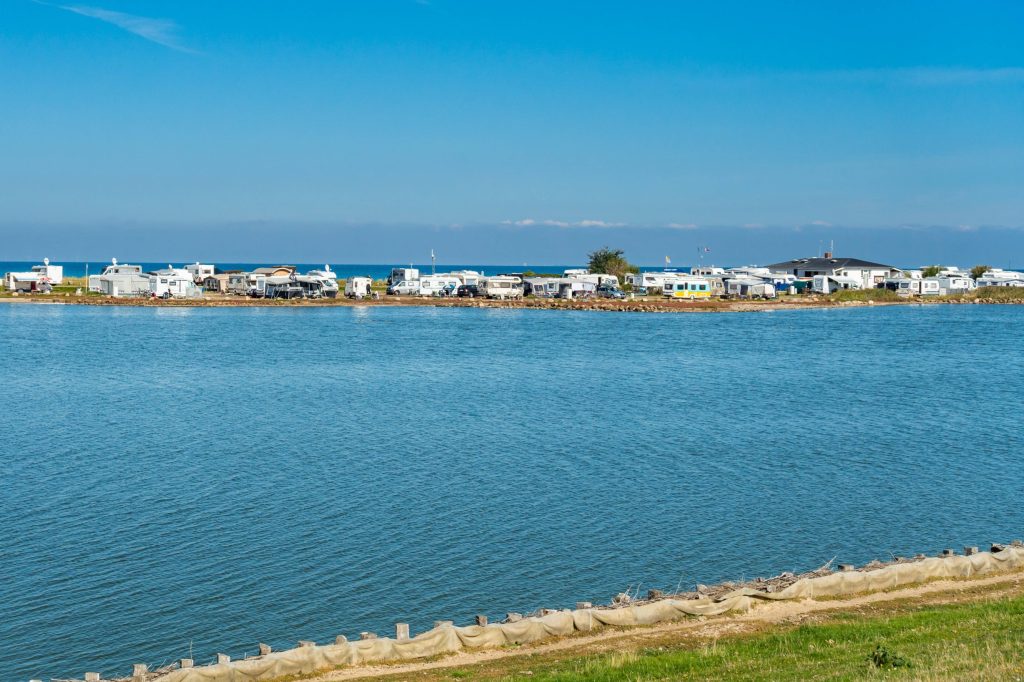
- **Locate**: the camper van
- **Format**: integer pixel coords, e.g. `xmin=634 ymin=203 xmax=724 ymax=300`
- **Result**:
xmin=247 ymin=273 xmax=268 ymax=297
xmin=481 ymin=276 xmax=524 ymax=299
xmin=387 ymin=280 xmax=420 ymax=295
xmin=418 ymin=275 xmax=462 ymax=297
xmin=306 ymin=266 xmax=340 ymax=298
xmin=149 ymin=267 xmax=199 ymax=299
xmin=345 ymin=276 xmax=372 ymax=299
xmin=663 ymin=277 xmax=712 ymax=299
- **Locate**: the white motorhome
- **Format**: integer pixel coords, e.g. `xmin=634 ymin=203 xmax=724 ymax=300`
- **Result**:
xmin=388 ymin=267 xmax=420 ymax=286
xmin=629 ymin=271 xmax=686 ymax=294
xmin=184 ymin=262 xmax=215 ymax=283
xmin=247 ymin=273 xmax=268 ymax=297
xmin=94 ymin=260 xmax=151 ymax=297
xmin=417 ymin=275 xmax=462 ymax=297
xmin=149 ymin=267 xmax=200 ymax=299
xmin=306 ymin=266 xmax=340 ymax=298
xmin=345 ymin=276 xmax=373 ymax=298
xmin=3 ymin=258 xmax=63 ymax=291
xmin=481 ymin=276 xmax=524 ymax=299
xmin=447 ymin=270 xmax=483 ymax=287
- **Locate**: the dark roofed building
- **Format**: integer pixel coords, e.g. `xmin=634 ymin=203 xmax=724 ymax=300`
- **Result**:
xmin=766 ymin=255 xmax=902 ymax=288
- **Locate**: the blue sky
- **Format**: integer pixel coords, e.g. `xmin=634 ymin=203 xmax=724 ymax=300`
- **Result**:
xmin=1 ymin=1 xmax=1023 ymax=264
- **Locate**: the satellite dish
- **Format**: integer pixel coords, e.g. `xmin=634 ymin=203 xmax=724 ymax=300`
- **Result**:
xmin=112 ymin=257 xmax=118 ymax=266
xmin=44 ymin=257 xmax=50 ymax=266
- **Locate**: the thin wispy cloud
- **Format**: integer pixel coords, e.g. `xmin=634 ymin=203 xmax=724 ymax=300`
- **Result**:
xmin=34 ymin=1 xmax=197 ymax=53
xmin=501 ymin=218 xmax=627 ymax=228
xmin=666 ymin=222 xmax=698 ymax=230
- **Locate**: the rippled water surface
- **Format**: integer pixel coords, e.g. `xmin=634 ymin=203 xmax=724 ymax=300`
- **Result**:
xmin=2 ymin=304 xmax=1022 ymax=680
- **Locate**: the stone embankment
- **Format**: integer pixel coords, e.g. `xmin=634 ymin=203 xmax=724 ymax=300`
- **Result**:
xmin=51 ymin=540 xmax=1024 ymax=682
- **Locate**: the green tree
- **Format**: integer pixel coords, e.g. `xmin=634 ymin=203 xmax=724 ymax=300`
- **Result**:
xmin=587 ymin=247 xmax=639 ymax=279
xmin=970 ymin=264 xmax=991 ymax=280
xmin=921 ymin=265 xmax=941 ymax=278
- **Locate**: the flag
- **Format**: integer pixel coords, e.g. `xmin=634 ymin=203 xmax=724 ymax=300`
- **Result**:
xmin=665 ymin=255 xmax=671 ymax=265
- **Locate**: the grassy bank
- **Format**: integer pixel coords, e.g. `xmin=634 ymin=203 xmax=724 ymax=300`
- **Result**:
xmin=350 ymin=580 xmax=1024 ymax=681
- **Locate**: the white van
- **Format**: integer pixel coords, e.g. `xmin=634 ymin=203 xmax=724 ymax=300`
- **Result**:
xmin=388 ymin=280 xmax=420 ymax=295
xmin=481 ymin=276 xmax=524 ymax=299
xmin=345 ymin=276 xmax=373 ymax=299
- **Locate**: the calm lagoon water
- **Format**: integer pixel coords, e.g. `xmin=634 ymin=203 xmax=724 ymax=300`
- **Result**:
xmin=1 ymin=303 xmax=1021 ymax=680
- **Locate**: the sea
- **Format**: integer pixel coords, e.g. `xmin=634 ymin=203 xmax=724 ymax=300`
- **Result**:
xmin=1 ymin=303 xmax=1021 ymax=680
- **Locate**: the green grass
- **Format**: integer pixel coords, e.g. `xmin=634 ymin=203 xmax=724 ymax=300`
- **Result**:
xmin=380 ymin=590 xmax=1024 ymax=682
xmin=828 ymin=289 xmax=901 ymax=302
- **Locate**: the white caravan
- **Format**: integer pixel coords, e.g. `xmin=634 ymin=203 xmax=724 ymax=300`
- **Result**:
xmin=306 ymin=266 xmax=340 ymax=298
xmin=481 ymin=276 xmax=524 ymax=299
xmin=418 ymin=275 xmax=462 ymax=296
xmin=345 ymin=276 xmax=373 ymax=298
xmin=936 ymin=274 xmax=976 ymax=295
xmin=896 ymin=279 xmax=940 ymax=296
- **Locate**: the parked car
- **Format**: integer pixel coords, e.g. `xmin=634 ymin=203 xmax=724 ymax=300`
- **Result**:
xmin=456 ymin=284 xmax=480 ymax=298
xmin=596 ymin=286 xmax=625 ymax=299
